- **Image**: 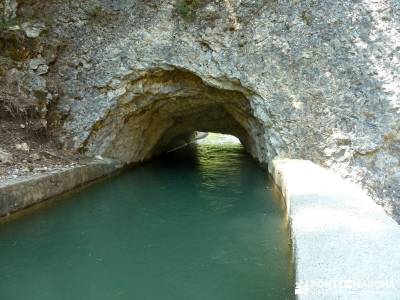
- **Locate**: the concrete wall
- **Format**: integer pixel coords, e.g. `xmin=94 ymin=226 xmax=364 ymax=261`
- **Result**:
xmin=0 ymin=159 xmax=119 ymax=217
xmin=270 ymin=159 xmax=400 ymax=299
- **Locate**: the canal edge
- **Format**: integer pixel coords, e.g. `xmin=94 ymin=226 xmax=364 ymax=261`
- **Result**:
xmin=0 ymin=158 xmax=122 ymax=220
xmin=269 ymin=158 xmax=400 ymax=299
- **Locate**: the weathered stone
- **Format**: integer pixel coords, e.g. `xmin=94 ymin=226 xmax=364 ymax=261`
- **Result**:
xmin=3 ymin=0 xmax=18 ymax=20
xmin=29 ymin=58 xmax=49 ymax=75
xmin=21 ymin=22 xmax=45 ymax=38
xmin=29 ymin=153 xmax=41 ymax=161
xmin=15 ymin=143 xmax=29 ymax=152
xmin=0 ymin=149 xmax=12 ymax=163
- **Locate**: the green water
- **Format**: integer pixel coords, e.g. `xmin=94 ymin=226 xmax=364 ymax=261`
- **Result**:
xmin=0 ymin=142 xmax=293 ymax=300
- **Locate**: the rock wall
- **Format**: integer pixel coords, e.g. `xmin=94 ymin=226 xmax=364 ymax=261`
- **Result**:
xmin=1 ymin=0 xmax=399 ymax=221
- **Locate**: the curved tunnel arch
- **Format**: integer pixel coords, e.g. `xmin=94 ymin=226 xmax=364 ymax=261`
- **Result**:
xmin=83 ymin=69 xmax=269 ymax=164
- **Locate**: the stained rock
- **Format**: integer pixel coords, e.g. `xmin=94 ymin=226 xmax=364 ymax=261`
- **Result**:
xmin=0 ymin=149 xmax=12 ymax=163
xmin=29 ymin=58 xmax=49 ymax=75
xmin=29 ymin=153 xmax=41 ymax=161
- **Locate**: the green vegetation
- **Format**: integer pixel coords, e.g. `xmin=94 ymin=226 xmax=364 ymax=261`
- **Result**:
xmin=176 ymin=0 xmax=202 ymax=18
xmin=301 ymin=11 xmax=312 ymax=26
xmin=0 ymin=17 xmax=19 ymax=31
xmin=85 ymin=3 xmax=103 ymax=18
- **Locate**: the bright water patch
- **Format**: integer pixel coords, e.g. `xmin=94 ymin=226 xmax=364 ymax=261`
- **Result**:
xmin=196 ymin=132 xmax=241 ymax=145
xmin=0 ymin=140 xmax=293 ymax=299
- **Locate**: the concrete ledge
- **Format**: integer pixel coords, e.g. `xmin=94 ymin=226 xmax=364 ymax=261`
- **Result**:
xmin=269 ymin=159 xmax=400 ymax=299
xmin=0 ymin=159 xmax=120 ymax=217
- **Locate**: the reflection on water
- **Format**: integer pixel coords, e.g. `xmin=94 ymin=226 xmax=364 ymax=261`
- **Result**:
xmin=0 ymin=135 xmax=293 ymax=300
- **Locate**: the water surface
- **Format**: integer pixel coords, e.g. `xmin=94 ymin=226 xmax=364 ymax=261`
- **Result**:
xmin=0 ymin=139 xmax=293 ymax=299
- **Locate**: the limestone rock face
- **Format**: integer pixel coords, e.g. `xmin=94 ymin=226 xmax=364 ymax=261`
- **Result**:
xmin=1 ymin=1 xmax=399 ymax=221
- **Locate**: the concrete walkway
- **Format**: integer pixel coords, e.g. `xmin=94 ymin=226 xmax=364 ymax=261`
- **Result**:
xmin=270 ymin=159 xmax=400 ymax=299
xmin=0 ymin=159 xmax=119 ymax=217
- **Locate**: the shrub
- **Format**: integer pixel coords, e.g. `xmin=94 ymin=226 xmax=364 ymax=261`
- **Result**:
xmin=86 ymin=3 xmax=103 ymax=18
xmin=176 ymin=0 xmax=202 ymax=18
xmin=0 ymin=17 xmax=19 ymax=31
xmin=177 ymin=0 xmax=191 ymax=17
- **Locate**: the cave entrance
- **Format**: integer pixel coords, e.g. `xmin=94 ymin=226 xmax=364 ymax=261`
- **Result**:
xmin=82 ymin=69 xmax=271 ymax=166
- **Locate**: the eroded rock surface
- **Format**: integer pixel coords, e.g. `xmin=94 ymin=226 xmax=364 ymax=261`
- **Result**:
xmin=1 ymin=0 xmax=399 ymax=220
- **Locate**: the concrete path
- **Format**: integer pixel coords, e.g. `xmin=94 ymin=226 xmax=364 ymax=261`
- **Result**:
xmin=0 ymin=159 xmax=119 ymax=217
xmin=270 ymin=159 xmax=400 ymax=299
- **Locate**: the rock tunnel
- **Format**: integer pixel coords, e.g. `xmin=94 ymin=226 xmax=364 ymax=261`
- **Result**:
xmin=81 ymin=69 xmax=268 ymax=165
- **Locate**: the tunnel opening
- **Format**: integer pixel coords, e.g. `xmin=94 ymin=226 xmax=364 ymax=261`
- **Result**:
xmin=158 ymin=131 xmax=241 ymax=155
xmin=81 ymin=68 xmax=269 ymax=166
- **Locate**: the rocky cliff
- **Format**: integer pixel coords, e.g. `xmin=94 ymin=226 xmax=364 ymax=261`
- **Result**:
xmin=1 ymin=0 xmax=399 ymax=221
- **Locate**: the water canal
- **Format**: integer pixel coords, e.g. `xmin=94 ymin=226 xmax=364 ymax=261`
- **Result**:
xmin=0 ymin=134 xmax=293 ymax=299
